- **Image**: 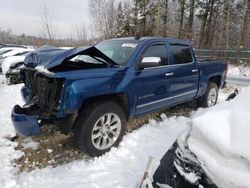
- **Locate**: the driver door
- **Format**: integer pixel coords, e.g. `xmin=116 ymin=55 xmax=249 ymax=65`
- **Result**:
xmin=134 ymin=42 xmax=175 ymax=115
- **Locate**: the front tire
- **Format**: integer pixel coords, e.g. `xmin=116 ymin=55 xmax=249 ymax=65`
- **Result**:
xmin=198 ymin=82 xmax=218 ymax=108
xmin=74 ymin=101 xmax=126 ymax=157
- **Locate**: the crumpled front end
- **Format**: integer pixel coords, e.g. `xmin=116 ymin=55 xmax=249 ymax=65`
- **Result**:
xmin=11 ymin=69 xmax=64 ymax=136
xmin=174 ymin=128 xmax=216 ymax=187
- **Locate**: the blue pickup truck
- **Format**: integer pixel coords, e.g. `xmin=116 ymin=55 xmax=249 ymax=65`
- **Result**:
xmin=11 ymin=37 xmax=227 ymax=156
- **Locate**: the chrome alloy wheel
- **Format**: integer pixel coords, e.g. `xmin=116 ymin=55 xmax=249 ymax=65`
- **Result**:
xmin=91 ymin=113 xmax=121 ymax=150
xmin=207 ymin=88 xmax=217 ymax=107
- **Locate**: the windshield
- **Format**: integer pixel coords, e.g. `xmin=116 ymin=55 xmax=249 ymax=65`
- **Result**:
xmin=95 ymin=40 xmax=139 ymax=65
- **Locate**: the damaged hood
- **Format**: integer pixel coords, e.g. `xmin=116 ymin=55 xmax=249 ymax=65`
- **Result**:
xmin=24 ymin=45 xmax=118 ymax=69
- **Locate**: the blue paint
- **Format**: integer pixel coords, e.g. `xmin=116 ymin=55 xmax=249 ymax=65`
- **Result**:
xmin=21 ymin=86 xmax=30 ymax=102
xmin=11 ymin=106 xmax=41 ymax=136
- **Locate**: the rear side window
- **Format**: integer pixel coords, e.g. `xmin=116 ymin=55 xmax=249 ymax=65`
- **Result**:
xmin=142 ymin=44 xmax=168 ymax=66
xmin=171 ymin=45 xmax=193 ymax=64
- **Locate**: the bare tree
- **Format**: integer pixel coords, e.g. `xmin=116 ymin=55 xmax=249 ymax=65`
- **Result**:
xmin=224 ymin=0 xmax=230 ymax=49
xmin=41 ymin=4 xmax=53 ymax=43
xmin=178 ymin=0 xmax=186 ymax=38
xmin=240 ymin=0 xmax=250 ymax=47
xmin=89 ymin=0 xmax=117 ymax=39
xmin=187 ymin=0 xmax=195 ymax=35
xmin=75 ymin=25 xmax=87 ymax=42
xmin=86 ymin=0 xmax=249 ymax=51
xmin=164 ymin=0 xmax=169 ymax=36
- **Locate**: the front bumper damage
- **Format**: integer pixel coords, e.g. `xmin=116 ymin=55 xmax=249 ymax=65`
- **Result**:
xmin=11 ymin=105 xmax=41 ymax=136
xmin=11 ymin=70 xmax=64 ymax=136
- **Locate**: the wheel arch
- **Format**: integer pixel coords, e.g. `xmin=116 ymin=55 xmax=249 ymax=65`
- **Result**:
xmin=208 ymin=75 xmax=222 ymax=88
xmin=79 ymin=93 xmax=130 ymax=120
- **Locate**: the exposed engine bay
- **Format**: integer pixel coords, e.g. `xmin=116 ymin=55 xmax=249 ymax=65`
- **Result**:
xmin=15 ymin=69 xmax=64 ymax=118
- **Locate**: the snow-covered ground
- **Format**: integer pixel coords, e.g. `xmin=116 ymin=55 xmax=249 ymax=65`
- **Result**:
xmin=0 ymin=72 xmax=247 ymax=188
xmin=0 ymin=79 xmax=23 ymax=188
xmin=228 ymin=64 xmax=250 ymax=78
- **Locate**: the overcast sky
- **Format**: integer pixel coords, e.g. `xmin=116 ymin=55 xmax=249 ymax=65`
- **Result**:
xmin=0 ymin=0 xmax=90 ymax=38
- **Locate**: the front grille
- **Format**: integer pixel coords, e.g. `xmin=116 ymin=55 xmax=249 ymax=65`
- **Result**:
xmin=24 ymin=69 xmax=63 ymax=117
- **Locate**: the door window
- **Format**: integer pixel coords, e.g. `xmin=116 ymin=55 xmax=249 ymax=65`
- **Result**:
xmin=142 ymin=44 xmax=168 ymax=66
xmin=171 ymin=45 xmax=193 ymax=64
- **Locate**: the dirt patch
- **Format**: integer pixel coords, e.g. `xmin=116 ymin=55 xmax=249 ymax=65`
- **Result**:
xmin=15 ymin=125 xmax=90 ymax=172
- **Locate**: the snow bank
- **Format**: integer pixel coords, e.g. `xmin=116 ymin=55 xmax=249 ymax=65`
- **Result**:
xmin=0 ymin=84 xmax=23 ymax=188
xmin=189 ymin=86 xmax=250 ymax=188
xmin=0 ymin=84 xmax=23 ymax=137
xmin=16 ymin=116 xmax=188 ymax=188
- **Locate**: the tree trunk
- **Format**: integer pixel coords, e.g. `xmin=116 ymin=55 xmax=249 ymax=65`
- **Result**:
xmin=225 ymin=0 xmax=230 ymax=49
xmin=209 ymin=13 xmax=218 ymax=48
xmin=164 ymin=0 xmax=169 ymax=36
xmin=178 ymin=0 xmax=185 ymax=38
xmin=241 ymin=0 xmax=250 ymax=47
xmin=199 ymin=0 xmax=210 ymax=48
xmin=237 ymin=0 xmax=250 ymax=63
xmin=187 ymin=0 xmax=195 ymax=35
xmin=204 ymin=0 xmax=215 ymax=48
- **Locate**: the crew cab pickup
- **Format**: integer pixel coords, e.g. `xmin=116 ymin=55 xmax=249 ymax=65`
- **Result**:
xmin=11 ymin=37 xmax=227 ymax=156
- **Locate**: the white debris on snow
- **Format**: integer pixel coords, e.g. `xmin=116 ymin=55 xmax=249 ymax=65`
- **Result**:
xmin=160 ymin=113 xmax=168 ymax=120
xmin=188 ymin=86 xmax=250 ymax=188
xmin=20 ymin=138 xmax=40 ymax=150
xmin=35 ymin=66 xmax=54 ymax=76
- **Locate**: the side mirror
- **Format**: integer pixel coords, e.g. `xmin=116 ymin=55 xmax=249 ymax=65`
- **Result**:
xmin=139 ymin=57 xmax=161 ymax=69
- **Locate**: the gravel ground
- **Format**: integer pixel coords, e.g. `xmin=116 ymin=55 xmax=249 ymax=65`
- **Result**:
xmin=13 ymin=85 xmax=239 ymax=173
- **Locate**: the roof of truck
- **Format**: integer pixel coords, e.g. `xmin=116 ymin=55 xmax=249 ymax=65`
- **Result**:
xmin=107 ymin=37 xmax=191 ymax=45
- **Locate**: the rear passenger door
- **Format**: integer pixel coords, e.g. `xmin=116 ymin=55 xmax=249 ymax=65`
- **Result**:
xmin=169 ymin=43 xmax=199 ymax=103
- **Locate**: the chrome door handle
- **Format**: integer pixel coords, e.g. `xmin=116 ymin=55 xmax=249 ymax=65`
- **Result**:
xmin=192 ymin=69 xmax=198 ymax=73
xmin=165 ymin=72 xmax=174 ymax=76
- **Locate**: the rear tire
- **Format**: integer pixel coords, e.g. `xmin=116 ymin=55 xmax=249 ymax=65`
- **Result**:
xmin=198 ymin=82 xmax=218 ymax=108
xmin=74 ymin=101 xmax=126 ymax=157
